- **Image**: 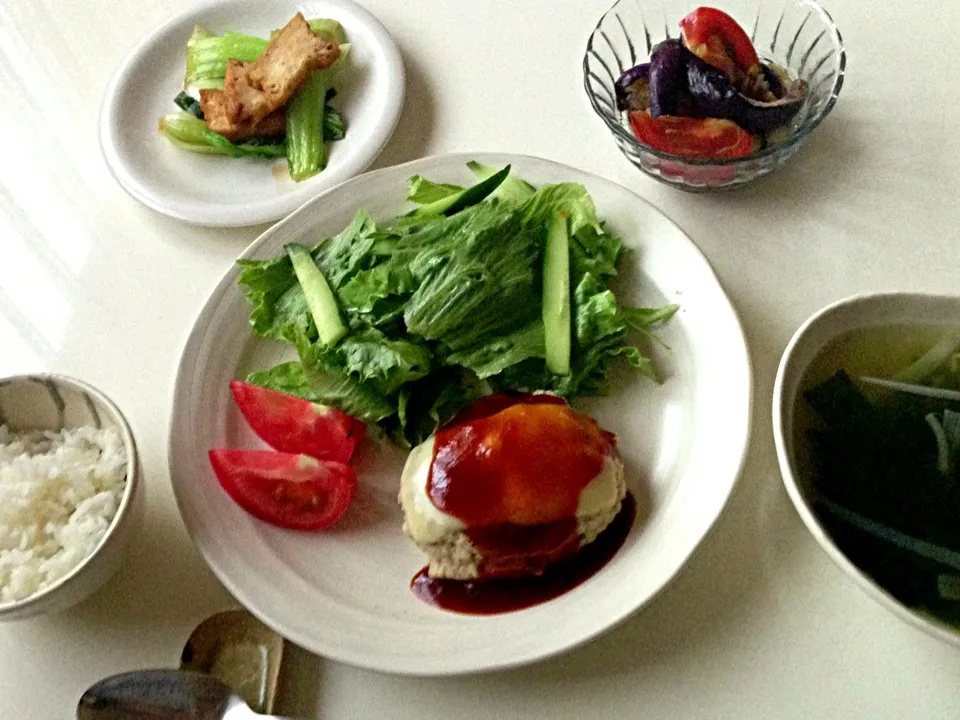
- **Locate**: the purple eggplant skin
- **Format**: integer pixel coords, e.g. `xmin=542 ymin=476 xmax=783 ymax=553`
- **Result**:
xmin=614 ymin=63 xmax=650 ymax=112
xmin=648 ymin=40 xmax=686 ymax=117
xmin=685 ymin=52 xmax=807 ymax=134
xmin=760 ymin=63 xmax=785 ymax=98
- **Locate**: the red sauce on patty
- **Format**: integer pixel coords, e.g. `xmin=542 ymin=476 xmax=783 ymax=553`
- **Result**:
xmin=411 ymin=493 xmax=636 ymax=615
xmin=427 ymin=393 xmax=616 ymax=528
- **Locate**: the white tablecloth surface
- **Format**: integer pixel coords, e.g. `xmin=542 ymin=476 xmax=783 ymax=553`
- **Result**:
xmin=2 ymin=0 xmax=959 ymax=717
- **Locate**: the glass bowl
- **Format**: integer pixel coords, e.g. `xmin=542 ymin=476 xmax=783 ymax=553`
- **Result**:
xmin=583 ymin=0 xmax=845 ymax=191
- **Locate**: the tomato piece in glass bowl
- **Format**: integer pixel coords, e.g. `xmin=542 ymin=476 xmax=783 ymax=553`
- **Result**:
xmin=628 ymin=110 xmax=753 ymax=159
xmin=679 ymin=6 xmax=759 ymax=79
xmin=230 ymin=381 xmax=365 ymax=463
xmin=208 ymin=449 xmax=357 ymax=530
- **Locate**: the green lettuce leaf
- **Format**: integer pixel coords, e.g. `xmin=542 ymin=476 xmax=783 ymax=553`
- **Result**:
xmin=564 ymin=272 xmax=637 ymax=392
xmin=313 ymin=210 xmax=379 ymax=288
xmin=493 ymin=273 xmax=667 ymax=395
xmin=467 ymin=160 xmax=536 ymax=205
xmin=406 ymin=175 xmax=464 ymax=204
xmin=296 ymin=337 xmax=395 ymax=422
xmin=513 ymin=182 xmax=622 ymax=280
xmin=570 ymin=224 xmax=622 ymax=280
xmin=246 ymin=361 xmax=319 ymax=400
xmin=336 ymin=261 xmax=416 ymax=322
xmin=401 ymin=202 xmax=540 ymax=350
xmin=396 ymin=368 xmax=483 ymax=446
xmin=237 ymin=253 xmax=312 ymax=344
xmin=237 ymin=162 xmax=678 ymax=442
xmin=334 ymin=328 xmax=433 ymax=396
xmin=622 ymin=304 xmax=680 ymax=329
xmin=443 ymin=319 xmax=544 ymax=379
xmin=238 ymin=210 xmax=381 ymax=342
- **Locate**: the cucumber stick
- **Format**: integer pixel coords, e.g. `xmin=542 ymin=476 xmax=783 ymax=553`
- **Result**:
xmin=543 ymin=211 xmax=571 ymax=375
xmin=466 ymin=160 xmax=536 ymax=204
xmin=285 ymin=243 xmax=346 ymax=347
xmin=411 ymin=164 xmax=511 ymax=217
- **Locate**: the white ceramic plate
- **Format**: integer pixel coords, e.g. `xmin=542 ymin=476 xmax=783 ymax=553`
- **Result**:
xmin=99 ymin=0 xmax=404 ymax=227
xmin=169 ymin=153 xmax=753 ymax=675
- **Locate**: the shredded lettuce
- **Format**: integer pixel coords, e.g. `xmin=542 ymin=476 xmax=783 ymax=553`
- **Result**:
xmin=406 ymin=176 xmax=464 ymax=204
xmin=238 ymin=163 xmax=676 ymax=445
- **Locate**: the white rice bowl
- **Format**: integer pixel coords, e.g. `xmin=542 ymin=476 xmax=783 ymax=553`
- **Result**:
xmin=0 ymin=424 xmax=128 ymax=603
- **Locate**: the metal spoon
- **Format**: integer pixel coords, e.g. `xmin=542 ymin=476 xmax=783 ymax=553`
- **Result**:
xmin=77 ymin=669 xmax=294 ymax=720
xmin=179 ymin=609 xmax=285 ymax=715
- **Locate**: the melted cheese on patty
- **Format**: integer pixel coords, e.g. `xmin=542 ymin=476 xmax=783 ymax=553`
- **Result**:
xmin=399 ymin=436 xmax=623 ymax=545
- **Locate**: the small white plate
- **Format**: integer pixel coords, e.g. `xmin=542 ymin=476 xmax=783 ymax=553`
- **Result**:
xmin=169 ymin=153 xmax=753 ymax=675
xmin=99 ymin=0 xmax=404 ymax=227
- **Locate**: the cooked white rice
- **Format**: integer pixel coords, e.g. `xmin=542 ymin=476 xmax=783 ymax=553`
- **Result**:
xmin=0 ymin=424 xmax=127 ymax=603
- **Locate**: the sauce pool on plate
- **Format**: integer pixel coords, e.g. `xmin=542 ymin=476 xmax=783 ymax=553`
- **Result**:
xmin=410 ymin=493 xmax=636 ymax=615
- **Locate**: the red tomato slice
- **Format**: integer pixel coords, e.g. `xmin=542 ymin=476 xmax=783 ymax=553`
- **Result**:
xmin=230 ymin=381 xmax=365 ymax=463
xmin=628 ymin=110 xmax=753 ymax=159
xmin=679 ymin=7 xmax=759 ymax=77
xmin=208 ymin=449 xmax=356 ymax=530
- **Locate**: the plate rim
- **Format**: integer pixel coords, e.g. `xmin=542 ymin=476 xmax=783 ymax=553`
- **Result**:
xmin=97 ymin=0 xmax=406 ymax=227
xmin=169 ymin=151 xmax=754 ymax=675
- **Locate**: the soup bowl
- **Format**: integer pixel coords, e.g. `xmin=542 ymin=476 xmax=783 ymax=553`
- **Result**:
xmin=773 ymin=292 xmax=960 ymax=648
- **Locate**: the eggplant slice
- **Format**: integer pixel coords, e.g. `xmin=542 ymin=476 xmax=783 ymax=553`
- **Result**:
xmin=686 ymin=52 xmax=807 ymax=134
xmin=614 ymin=39 xmax=807 ymax=137
xmin=614 ymin=63 xmax=649 ymax=112
xmin=648 ymin=40 xmax=686 ymax=117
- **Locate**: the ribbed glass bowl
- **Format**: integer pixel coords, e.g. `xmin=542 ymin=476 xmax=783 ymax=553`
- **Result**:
xmin=584 ymin=0 xmax=845 ymax=191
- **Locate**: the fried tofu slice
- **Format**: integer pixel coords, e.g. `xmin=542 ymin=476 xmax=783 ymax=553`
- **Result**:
xmin=225 ymin=13 xmax=340 ymax=125
xmin=221 ymin=60 xmax=271 ymax=127
xmin=199 ymin=87 xmax=286 ymax=141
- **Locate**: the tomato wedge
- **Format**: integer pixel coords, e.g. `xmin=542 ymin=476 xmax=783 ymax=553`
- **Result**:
xmin=230 ymin=381 xmax=365 ymax=463
xmin=679 ymin=7 xmax=759 ymax=78
xmin=208 ymin=449 xmax=356 ymax=530
xmin=629 ymin=110 xmax=753 ymax=159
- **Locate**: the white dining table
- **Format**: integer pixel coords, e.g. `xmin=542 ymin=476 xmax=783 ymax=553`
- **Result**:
xmin=2 ymin=0 xmax=960 ymax=717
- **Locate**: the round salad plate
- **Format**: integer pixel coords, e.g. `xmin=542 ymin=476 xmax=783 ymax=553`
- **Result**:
xmin=169 ymin=152 xmax=753 ymax=675
xmin=99 ymin=0 xmax=404 ymax=227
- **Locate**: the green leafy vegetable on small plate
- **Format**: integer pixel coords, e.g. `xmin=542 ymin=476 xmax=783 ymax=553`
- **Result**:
xmin=161 ymin=18 xmax=350 ymax=182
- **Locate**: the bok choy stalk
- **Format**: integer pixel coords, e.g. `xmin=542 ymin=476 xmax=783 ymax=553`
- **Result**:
xmin=184 ymin=19 xmax=346 ymax=87
xmin=286 ymin=43 xmax=350 ymax=182
xmin=184 ymin=27 xmax=267 ymax=87
xmin=158 ymin=113 xmax=286 ymax=158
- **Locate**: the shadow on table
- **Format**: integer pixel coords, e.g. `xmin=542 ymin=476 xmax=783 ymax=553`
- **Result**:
xmin=684 ymin=108 xmax=867 ymax=223
xmin=368 ymin=46 xmax=435 ymax=171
